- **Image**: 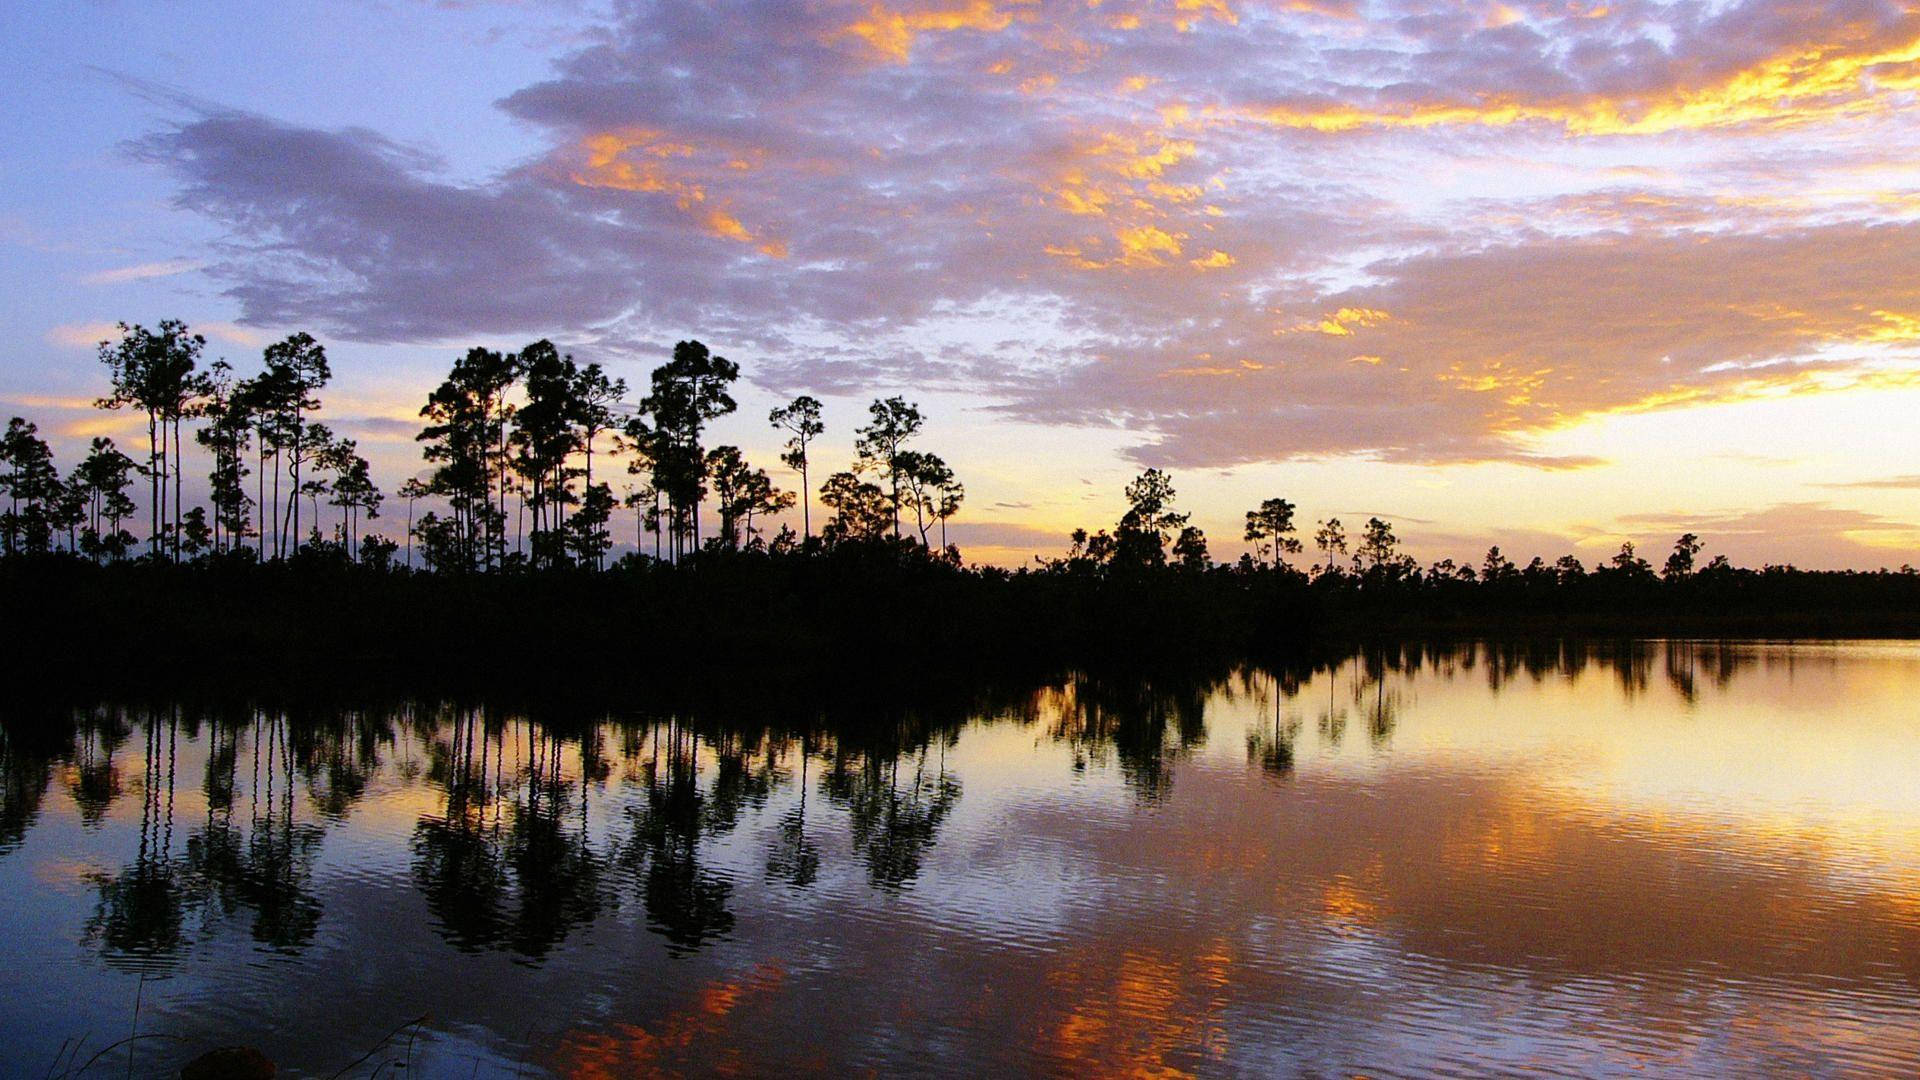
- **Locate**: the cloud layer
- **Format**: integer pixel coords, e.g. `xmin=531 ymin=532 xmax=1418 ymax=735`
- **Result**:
xmin=132 ymin=0 xmax=1920 ymax=468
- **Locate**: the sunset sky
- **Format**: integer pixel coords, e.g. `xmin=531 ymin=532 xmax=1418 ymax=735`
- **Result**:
xmin=5 ymin=0 xmax=1920 ymax=567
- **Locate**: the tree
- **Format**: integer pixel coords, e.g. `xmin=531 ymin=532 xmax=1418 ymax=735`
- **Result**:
xmin=73 ymin=437 xmax=137 ymax=561
xmin=565 ymin=482 xmax=615 ymax=568
xmin=1355 ymin=517 xmax=1399 ymax=574
xmin=1244 ymin=498 xmax=1302 ymax=570
xmin=1481 ymin=546 xmax=1516 ymax=583
xmin=398 ymin=477 xmax=430 ymax=570
xmin=0 ymin=418 xmax=59 ymax=555
xmin=258 ymin=333 xmax=331 ymax=559
xmin=95 ymin=320 xmax=206 ymax=560
xmin=1115 ymin=468 xmax=1188 ymax=568
xmin=419 ymin=347 xmax=518 ymax=572
xmin=634 ymin=341 xmax=738 ymax=557
xmin=896 ymin=450 xmax=957 ymax=549
xmin=1609 ymin=541 xmax=1654 ymax=579
xmin=933 ymin=472 xmax=964 ymax=555
xmin=321 ymin=438 xmax=381 ymax=560
xmin=1173 ymin=525 xmax=1210 ymax=571
xmin=819 ymin=471 xmax=890 ymax=545
xmin=512 ymin=341 xmax=585 ymax=568
xmin=705 ymin=446 xmax=792 ymax=549
xmin=1314 ymin=518 xmax=1348 ymax=577
xmin=195 ymin=359 xmax=253 ymax=554
xmin=853 ymin=397 xmax=922 ymax=539
xmin=1664 ymin=533 xmax=1702 ymax=580
xmin=179 ymin=506 xmax=212 ymax=558
xmin=769 ymin=396 xmax=825 ymax=540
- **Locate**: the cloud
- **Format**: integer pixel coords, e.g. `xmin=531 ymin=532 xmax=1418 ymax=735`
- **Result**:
xmin=1616 ymin=501 xmax=1920 ymax=569
xmin=45 ymin=322 xmax=122 ymax=349
xmin=80 ymin=259 xmax=205 ymax=285
xmin=1818 ymin=474 xmax=1920 ymax=489
xmin=124 ymin=0 xmax=1920 ymax=472
xmin=45 ymin=318 xmax=265 ymax=351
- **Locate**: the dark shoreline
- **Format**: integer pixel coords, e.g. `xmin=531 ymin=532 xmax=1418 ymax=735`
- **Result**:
xmin=5 ymin=551 xmax=1917 ymax=709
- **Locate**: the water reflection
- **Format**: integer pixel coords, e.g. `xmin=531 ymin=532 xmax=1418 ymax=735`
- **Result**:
xmin=2 ymin=641 xmax=1920 ymax=1076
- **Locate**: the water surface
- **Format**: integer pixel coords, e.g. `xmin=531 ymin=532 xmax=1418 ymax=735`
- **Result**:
xmin=5 ymin=640 xmax=1920 ymax=1076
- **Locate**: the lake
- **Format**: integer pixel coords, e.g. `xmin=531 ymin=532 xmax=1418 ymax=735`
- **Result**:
xmin=5 ymin=640 xmax=1920 ymax=1077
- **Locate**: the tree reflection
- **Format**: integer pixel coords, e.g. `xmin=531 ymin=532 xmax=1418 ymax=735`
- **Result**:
xmin=766 ymin=735 xmax=820 ymax=889
xmin=823 ymin=735 xmax=961 ymax=891
xmin=411 ymin=708 xmax=606 ymax=960
xmin=626 ymin=718 xmax=735 ymax=954
xmin=0 ymin=714 xmax=58 ymax=856
xmin=1047 ymin=672 xmax=1214 ymax=800
xmin=1245 ymin=670 xmax=1301 ymax=777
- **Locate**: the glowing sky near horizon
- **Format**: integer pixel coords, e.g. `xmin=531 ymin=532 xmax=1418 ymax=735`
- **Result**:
xmin=5 ymin=0 xmax=1920 ymax=567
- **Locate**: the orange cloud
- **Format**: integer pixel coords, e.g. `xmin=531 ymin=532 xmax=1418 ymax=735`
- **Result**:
xmin=834 ymin=0 xmax=1018 ymax=62
xmin=570 ymin=130 xmax=786 ymax=255
xmin=1237 ymin=32 xmax=1920 ymax=136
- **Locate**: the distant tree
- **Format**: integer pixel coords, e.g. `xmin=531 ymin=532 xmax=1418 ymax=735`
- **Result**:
xmin=259 ymin=333 xmax=330 ymax=559
xmin=73 ymin=437 xmax=138 ymax=561
xmin=419 ymin=347 xmax=518 ymax=571
xmin=565 ymin=482 xmax=615 ymax=567
xmin=573 ymin=360 xmax=625 ymax=495
xmin=512 ymin=341 xmax=584 ymax=568
xmin=95 ymin=320 xmax=207 ymax=559
xmin=1609 ymin=541 xmax=1655 ymax=579
xmin=1173 ymin=524 xmax=1210 ymax=571
xmin=897 ymin=450 xmax=957 ymax=549
xmin=194 ymin=359 xmax=253 ymax=554
xmin=179 ymin=506 xmax=212 ymax=559
xmin=634 ymin=341 xmax=738 ymax=557
xmin=933 ymin=472 xmax=964 ymax=554
xmin=1114 ymin=468 xmax=1188 ymax=569
xmin=705 ymin=445 xmax=753 ymax=549
xmin=321 ymin=438 xmax=381 ymax=560
xmin=1553 ymin=554 xmax=1586 ymax=583
xmin=1481 ymin=545 xmax=1516 ymax=583
xmin=50 ymin=468 xmax=86 ymax=553
xmin=1355 ymin=517 xmax=1399 ymax=575
xmin=1244 ymin=498 xmax=1302 ymax=570
xmin=0 ymin=418 xmax=59 ymax=555
xmin=769 ymin=395 xmax=825 ymax=540
xmin=1313 ymin=518 xmax=1347 ymax=577
xmin=359 ymin=534 xmax=399 ymax=573
xmin=1664 ymin=533 xmax=1702 ymax=580
xmin=398 ymin=477 xmax=430 ymax=570
xmin=819 ymin=471 xmax=890 ymax=545
xmin=854 ymin=397 xmax=923 ymax=539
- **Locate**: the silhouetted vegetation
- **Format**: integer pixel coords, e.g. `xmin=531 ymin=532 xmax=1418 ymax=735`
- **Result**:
xmin=3 ymin=320 xmax=1920 ymax=694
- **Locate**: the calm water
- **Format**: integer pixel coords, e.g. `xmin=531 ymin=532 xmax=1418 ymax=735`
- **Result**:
xmin=5 ymin=641 xmax=1920 ymax=1077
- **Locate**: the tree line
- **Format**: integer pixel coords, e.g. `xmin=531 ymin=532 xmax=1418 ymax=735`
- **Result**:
xmin=1043 ymin=465 xmax=1741 ymax=588
xmin=0 ymin=322 xmax=965 ymax=571
xmin=2 ymin=319 xmax=1914 ymax=618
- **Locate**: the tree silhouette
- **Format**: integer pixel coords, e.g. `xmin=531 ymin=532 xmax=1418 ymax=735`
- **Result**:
xmin=769 ymin=395 xmax=825 ymax=541
xmin=1313 ymin=517 xmax=1347 ymax=578
xmin=0 ymin=418 xmax=58 ymax=555
xmin=419 ymin=347 xmax=517 ymax=571
xmin=1244 ymin=497 xmax=1302 ymax=570
xmin=1115 ymin=468 xmax=1188 ymax=568
xmin=195 ymin=359 xmax=254 ymax=555
xmin=820 ymin=471 xmax=891 ymax=545
xmin=95 ymin=321 xmax=206 ymax=560
xmin=854 ymin=397 xmax=923 ymax=539
xmin=257 ymin=333 xmax=330 ymax=560
xmin=1664 ymin=533 xmax=1703 ymax=580
xmin=632 ymin=341 xmax=739 ymax=557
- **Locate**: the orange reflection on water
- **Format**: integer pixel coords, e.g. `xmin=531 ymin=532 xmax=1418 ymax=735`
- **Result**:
xmin=555 ymin=961 xmax=790 ymax=1080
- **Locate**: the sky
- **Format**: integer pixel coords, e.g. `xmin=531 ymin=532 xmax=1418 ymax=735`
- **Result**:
xmin=4 ymin=0 xmax=1920 ymax=568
